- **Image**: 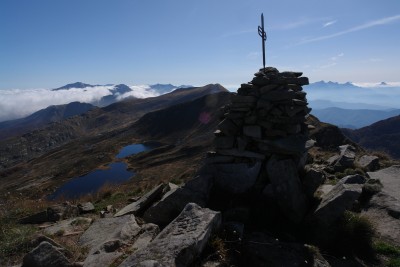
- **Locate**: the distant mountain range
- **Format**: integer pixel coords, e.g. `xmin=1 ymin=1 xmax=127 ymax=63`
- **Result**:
xmin=311 ymin=107 xmax=400 ymax=129
xmin=305 ymin=80 xmax=400 ymax=110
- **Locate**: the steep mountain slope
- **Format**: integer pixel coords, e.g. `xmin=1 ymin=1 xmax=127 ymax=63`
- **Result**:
xmin=0 ymin=102 xmax=95 ymax=140
xmin=0 ymin=84 xmax=228 ymax=171
xmin=311 ymin=107 xmax=400 ymax=128
xmin=342 ymin=115 xmax=400 ymax=158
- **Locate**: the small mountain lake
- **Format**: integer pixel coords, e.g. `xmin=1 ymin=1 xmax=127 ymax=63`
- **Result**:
xmin=48 ymin=143 xmax=157 ymax=200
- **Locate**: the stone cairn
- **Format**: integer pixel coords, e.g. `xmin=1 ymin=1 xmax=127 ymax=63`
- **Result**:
xmin=206 ymin=67 xmax=312 ymax=223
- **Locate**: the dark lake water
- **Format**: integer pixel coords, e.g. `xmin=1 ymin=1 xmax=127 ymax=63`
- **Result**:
xmin=116 ymin=143 xmax=155 ymax=158
xmin=48 ymin=162 xmax=134 ymax=200
xmin=48 ymin=143 xmax=157 ymax=200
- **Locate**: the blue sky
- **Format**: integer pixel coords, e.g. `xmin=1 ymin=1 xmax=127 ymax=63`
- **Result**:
xmin=1 ymin=0 xmax=399 ymax=89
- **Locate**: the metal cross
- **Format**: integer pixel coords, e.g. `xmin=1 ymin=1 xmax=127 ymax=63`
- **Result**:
xmin=258 ymin=13 xmax=267 ymax=70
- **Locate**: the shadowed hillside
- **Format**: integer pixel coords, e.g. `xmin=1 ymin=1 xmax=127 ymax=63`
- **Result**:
xmin=342 ymin=115 xmax=400 ymax=159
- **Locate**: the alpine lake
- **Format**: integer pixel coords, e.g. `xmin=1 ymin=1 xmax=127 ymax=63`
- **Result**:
xmin=48 ymin=143 xmax=158 ymax=200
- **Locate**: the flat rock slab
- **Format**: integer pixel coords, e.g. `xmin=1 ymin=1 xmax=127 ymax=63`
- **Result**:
xmin=367 ymin=165 xmax=400 ymax=201
xmin=79 ymin=215 xmax=140 ymax=250
xmin=115 ymin=183 xmax=166 ymax=217
xmin=119 ymin=203 xmax=221 ymax=267
xmin=43 ymin=217 xmax=92 ymax=236
xmin=363 ymin=165 xmax=400 ymax=245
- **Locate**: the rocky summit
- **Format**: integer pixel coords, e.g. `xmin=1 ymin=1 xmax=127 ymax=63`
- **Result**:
xmin=5 ymin=68 xmax=400 ymax=267
xmin=206 ymin=67 xmax=311 ymax=224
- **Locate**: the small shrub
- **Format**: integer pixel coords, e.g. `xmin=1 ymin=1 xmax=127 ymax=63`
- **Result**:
xmin=374 ymin=241 xmax=400 ymax=256
xmin=337 ymin=211 xmax=375 ymax=259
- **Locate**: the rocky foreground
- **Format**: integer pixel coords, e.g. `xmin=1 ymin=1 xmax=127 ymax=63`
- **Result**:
xmin=6 ymin=68 xmax=400 ymax=267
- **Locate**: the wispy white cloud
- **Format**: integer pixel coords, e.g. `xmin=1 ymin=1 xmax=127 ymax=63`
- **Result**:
xmin=323 ymin=20 xmax=337 ymax=28
xmin=298 ymin=14 xmax=400 ymax=45
xmin=313 ymin=53 xmax=344 ymax=71
xmin=272 ymin=17 xmax=328 ymax=30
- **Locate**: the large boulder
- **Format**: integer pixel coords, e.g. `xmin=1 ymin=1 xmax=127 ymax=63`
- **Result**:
xmin=356 ymin=155 xmax=379 ymax=171
xmin=302 ymin=166 xmax=326 ymax=198
xmin=22 ymin=241 xmax=71 ymax=267
xmin=143 ymin=175 xmax=213 ymax=227
xmin=312 ymin=182 xmax=362 ymax=227
xmin=119 ymin=203 xmax=221 ymax=267
xmin=327 ymin=145 xmax=356 ymax=171
xmin=265 ymin=156 xmax=308 ymax=223
xmin=79 ymin=215 xmax=141 ymax=249
xmin=114 ymin=183 xmax=166 ymax=217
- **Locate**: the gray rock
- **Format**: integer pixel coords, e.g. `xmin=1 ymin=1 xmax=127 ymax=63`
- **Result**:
xmin=43 ymin=217 xmax=92 ymax=236
xmin=230 ymin=94 xmax=257 ymax=104
xmin=313 ymin=183 xmax=362 ymax=226
xmin=256 ymin=134 xmax=308 ymax=156
xmin=259 ymin=84 xmax=280 ymax=94
xmin=115 ymin=184 xmax=166 ymax=217
xmin=340 ymin=174 xmax=366 ymax=185
xmin=336 ymin=145 xmax=356 ymax=170
xmin=83 ymin=239 xmax=124 ymax=267
xmin=266 ymin=157 xmax=308 ymax=223
xmin=302 ymin=167 xmax=326 ymax=198
xmin=363 ymin=166 xmax=400 ymax=244
xmin=47 ymin=203 xmax=80 ymax=222
xmin=143 ymin=175 xmax=213 ymax=227
xmin=214 ymin=161 xmax=262 ymax=194
xmin=131 ymin=223 xmax=160 ymax=251
xmin=367 ymin=165 xmax=400 ymax=202
xmin=79 ymin=215 xmax=140 ymax=250
xmin=78 ymin=202 xmax=95 ymax=213
xmin=261 ymin=89 xmax=296 ymax=102
xmin=357 ymin=155 xmax=379 ymax=171
xmin=22 ymin=241 xmax=71 ymax=267
xmin=119 ymin=203 xmax=221 ymax=267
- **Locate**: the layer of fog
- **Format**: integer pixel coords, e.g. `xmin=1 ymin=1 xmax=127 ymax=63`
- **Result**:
xmin=0 ymin=85 xmax=161 ymax=122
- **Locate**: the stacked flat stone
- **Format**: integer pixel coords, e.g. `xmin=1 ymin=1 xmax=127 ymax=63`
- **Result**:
xmin=210 ymin=67 xmax=311 ymax=163
xmin=206 ymin=67 xmax=311 ymax=223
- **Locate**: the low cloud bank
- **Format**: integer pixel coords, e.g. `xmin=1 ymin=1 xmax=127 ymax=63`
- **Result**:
xmin=0 ymin=85 xmax=161 ymax=122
